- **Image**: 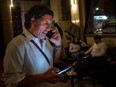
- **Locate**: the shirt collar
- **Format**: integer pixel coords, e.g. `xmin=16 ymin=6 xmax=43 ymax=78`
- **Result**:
xmin=23 ymin=29 xmax=47 ymax=43
xmin=23 ymin=29 xmax=36 ymax=41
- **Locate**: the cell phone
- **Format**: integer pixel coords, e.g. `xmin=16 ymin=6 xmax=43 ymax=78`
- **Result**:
xmin=57 ymin=62 xmax=77 ymax=74
xmin=57 ymin=66 xmax=73 ymax=74
xmin=46 ymin=30 xmax=54 ymax=39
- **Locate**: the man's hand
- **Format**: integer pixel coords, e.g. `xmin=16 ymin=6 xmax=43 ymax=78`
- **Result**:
xmin=42 ymin=67 xmax=65 ymax=83
xmin=80 ymin=51 xmax=85 ymax=55
xmin=47 ymin=27 xmax=61 ymax=46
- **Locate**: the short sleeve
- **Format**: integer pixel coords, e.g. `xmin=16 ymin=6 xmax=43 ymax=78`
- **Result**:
xmin=3 ymin=73 xmax=25 ymax=87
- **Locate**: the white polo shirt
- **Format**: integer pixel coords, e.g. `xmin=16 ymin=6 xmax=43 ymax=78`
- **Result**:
xmin=3 ymin=29 xmax=54 ymax=87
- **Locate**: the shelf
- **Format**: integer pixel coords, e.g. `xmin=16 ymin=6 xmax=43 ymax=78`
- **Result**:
xmin=85 ymin=34 xmax=116 ymax=37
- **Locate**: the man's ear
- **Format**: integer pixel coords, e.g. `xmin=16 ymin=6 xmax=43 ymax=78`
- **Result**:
xmin=30 ymin=17 xmax=35 ymax=24
xmin=30 ymin=17 xmax=38 ymax=27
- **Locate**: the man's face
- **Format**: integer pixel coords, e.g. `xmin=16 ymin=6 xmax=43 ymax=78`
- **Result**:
xmin=94 ymin=39 xmax=101 ymax=44
xmin=32 ymin=14 xmax=53 ymax=39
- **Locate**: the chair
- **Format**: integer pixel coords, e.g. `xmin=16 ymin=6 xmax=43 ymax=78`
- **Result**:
xmin=0 ymin=61 xmax=6 ymax=87
xmin=107 ymin=47 xmax=116 ymax=87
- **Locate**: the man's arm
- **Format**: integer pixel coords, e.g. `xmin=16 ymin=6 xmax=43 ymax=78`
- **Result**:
xmin=53 ymin=45 xmax=62 ymax=63
xmin=69 ymin=43 xmax=74 ymax=52
xmin=84 ymin=46 xmax=93 ymax=55
xmin=49 ymin=27 xmax=62 ymax=63
xmin=17 ymin=68 xmax=63 ymax=87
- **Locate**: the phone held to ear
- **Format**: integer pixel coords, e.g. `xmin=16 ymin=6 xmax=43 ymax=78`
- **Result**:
xmin=46 ymin=30 xmax=54 ymax=39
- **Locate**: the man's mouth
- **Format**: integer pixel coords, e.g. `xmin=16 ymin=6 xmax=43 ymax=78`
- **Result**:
xmin=43 ymin=30 xmax=50 ymax=35
xmin=43 ymin=32 xmax=47 ymax=35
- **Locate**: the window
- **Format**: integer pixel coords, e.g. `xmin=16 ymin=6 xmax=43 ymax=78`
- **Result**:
xmin=86 ymin=0 xmax=116 ymax=34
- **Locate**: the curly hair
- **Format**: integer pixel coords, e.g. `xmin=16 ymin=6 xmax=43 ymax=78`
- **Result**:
xmin=24 ymin=4 xmax=54 ymax=29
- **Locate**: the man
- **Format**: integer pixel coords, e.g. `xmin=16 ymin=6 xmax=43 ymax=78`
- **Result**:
xmin=3 ymin=4 xmax=64 ymax=87
xmin=82 ymin=35 xmax=108 ymax=72
xmin=84 ymin=35 xmax=107 ymax=58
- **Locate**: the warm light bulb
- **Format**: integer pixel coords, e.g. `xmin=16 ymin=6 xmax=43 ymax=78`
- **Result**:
xmin=10 ymin=0 xmax=14 ymax=8
xmin=10 ymin=4 xmax=13 ymax=8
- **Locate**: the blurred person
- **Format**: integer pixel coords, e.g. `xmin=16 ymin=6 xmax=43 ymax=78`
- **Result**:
xmin=3 ymin=4 xmax=64 ymax=87
xmin=80 ymin=35 xmax=108 ymax=72
xmin=69 ymin=36 xmax=87 ymax=61
xmin=69 ymin=36 xmax=81 ymax=55
xmin=83 ymin=35 xmax=107 ymax=58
